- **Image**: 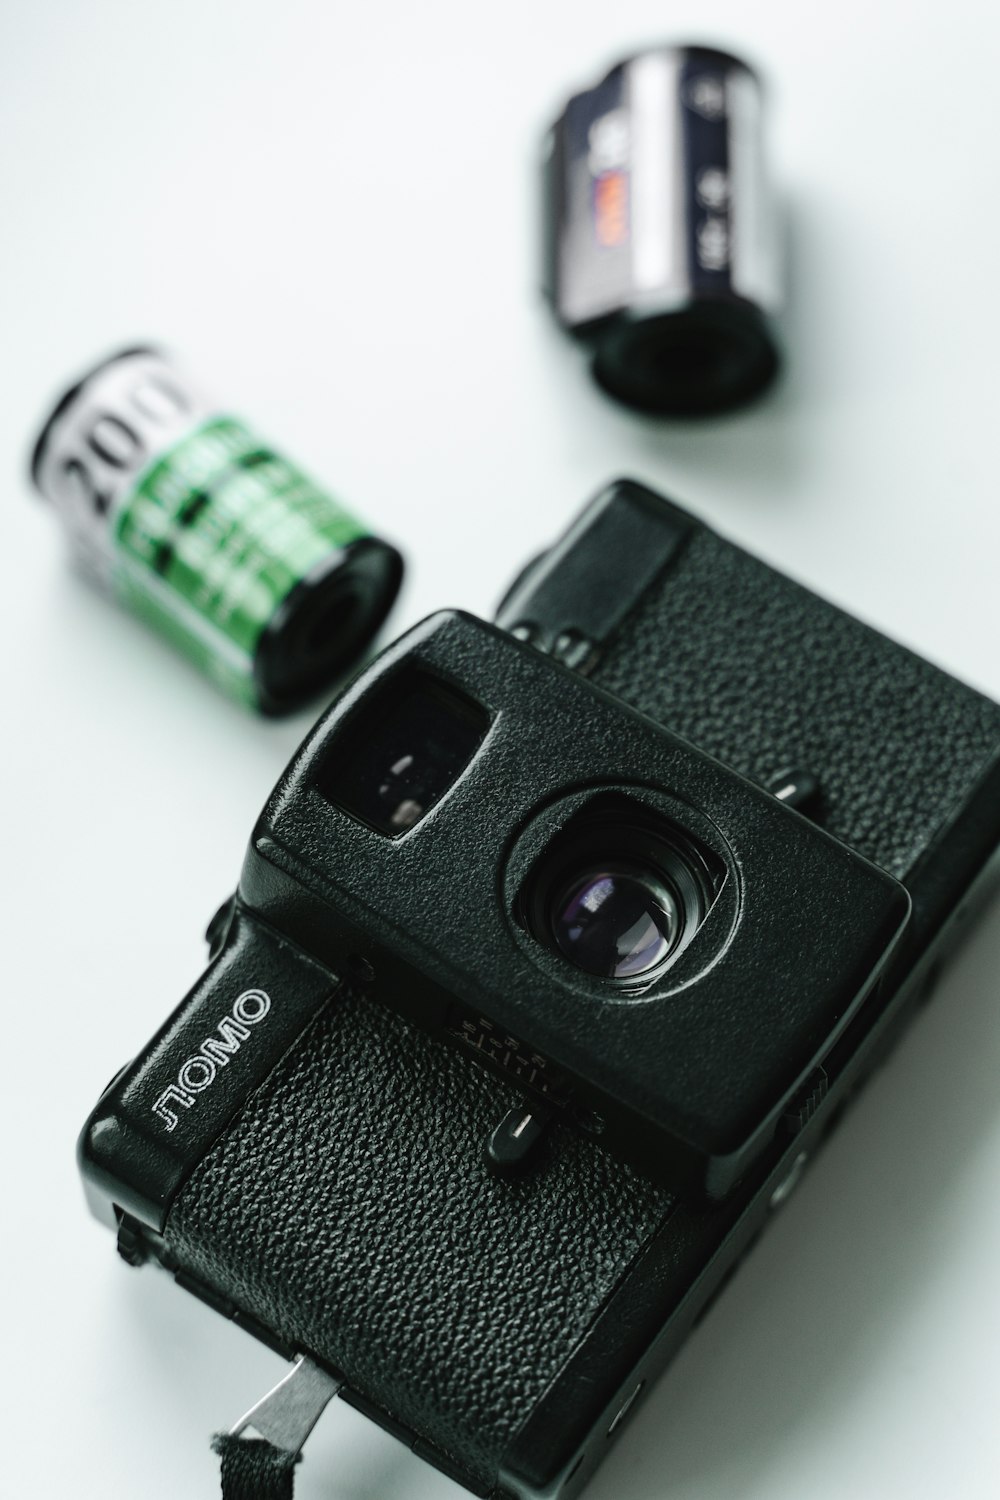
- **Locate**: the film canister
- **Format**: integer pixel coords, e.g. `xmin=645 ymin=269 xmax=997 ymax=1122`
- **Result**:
xmin=544 ymin=45 xmax=781 ymax=415
xmin=31 ymin=348 xmax=403 ymax=713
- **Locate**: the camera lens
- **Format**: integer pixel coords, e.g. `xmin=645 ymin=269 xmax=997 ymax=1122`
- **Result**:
xmin=549 ymin=863 xmax=682 ymax=979
xmin=516 ymin=796 xmax=723 ymax=988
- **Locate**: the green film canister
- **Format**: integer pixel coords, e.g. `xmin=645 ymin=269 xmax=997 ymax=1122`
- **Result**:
xmin=31 ymin=347 xmax=403 ymax=713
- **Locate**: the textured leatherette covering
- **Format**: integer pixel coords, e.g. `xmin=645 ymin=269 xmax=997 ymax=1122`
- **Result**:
xmin=592 ymin=525 xmax=1000 ymax=883
xmin=163 ymin=499 xmax=1000 ymax=1493
xmin=167 ymin=989 xmax=674 ymax=1486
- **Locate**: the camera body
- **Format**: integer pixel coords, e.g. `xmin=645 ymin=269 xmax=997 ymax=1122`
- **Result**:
xmin=80 ymin=481 xmax=1000 ymax=1498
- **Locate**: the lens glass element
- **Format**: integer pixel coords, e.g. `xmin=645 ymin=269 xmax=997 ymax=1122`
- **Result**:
xmin=549 ymin=864 xmax=681 ymax=979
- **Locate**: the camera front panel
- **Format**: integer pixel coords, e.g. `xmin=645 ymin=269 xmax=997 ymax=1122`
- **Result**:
xmin=243 ymin=608 xmax=909 ymax=1196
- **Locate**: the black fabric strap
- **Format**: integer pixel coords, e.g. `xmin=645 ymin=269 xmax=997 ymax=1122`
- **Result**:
xmin=212 ymin=1434 xmax=298 ymax=1500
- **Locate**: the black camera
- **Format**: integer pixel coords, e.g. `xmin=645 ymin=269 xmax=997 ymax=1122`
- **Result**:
xmin=80 ymin=481 xmax=1000 ymax=1497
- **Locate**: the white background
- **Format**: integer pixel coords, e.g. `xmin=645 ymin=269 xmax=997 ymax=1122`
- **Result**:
xmin=1 ymin=2 xmax=999 ymax=1497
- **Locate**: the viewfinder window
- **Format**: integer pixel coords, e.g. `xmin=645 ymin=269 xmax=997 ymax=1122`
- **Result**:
xmin=321 ymin=672 xmax=489 ymax=837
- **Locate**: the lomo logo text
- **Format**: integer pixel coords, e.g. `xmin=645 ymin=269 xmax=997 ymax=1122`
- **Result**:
xmin=150 ymin=988 xmax=272 ymax=1131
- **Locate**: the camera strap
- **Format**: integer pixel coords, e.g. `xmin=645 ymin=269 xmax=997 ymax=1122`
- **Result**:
xmin=215 ymin=1354 xmax=342 ymax=1500
xmin=212 ymin=1434 xmax=298 ymax=1499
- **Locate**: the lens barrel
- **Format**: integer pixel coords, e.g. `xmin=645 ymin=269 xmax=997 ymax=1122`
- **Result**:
xmin=544 ymin=44 xmax=780 ymax=414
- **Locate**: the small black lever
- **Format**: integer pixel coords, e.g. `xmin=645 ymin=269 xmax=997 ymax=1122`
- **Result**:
xmin=766 ymin=767 xmax=821 ymax=815
xmin=485 ymin=1103 xmax=552 ymax=1178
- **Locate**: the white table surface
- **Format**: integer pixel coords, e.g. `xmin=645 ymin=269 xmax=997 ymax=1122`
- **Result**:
xmin=2 ymin=2 xmax=999 ymax=1497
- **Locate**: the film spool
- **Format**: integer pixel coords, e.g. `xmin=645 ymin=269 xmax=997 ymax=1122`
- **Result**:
xmin=31 ymin=348 xmax=403 ymax=713
xmin=544 ymin=45 xmax=781 ymax=415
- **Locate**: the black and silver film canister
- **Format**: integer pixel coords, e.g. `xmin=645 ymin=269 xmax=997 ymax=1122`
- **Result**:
xmin=544 ymin=45 xmax=781 ymax=415
xmin=31 ymin=348 xmax=403 ymax=713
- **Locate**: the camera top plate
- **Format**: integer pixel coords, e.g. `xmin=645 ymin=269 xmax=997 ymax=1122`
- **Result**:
xmin=245 ymin=609 xmax=909 ymax=1198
